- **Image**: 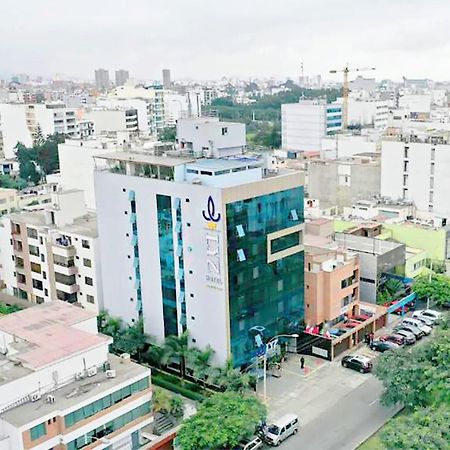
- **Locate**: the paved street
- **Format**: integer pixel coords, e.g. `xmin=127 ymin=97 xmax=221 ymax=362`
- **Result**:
xmin=255 ymin=314 xmax=407 ymax=449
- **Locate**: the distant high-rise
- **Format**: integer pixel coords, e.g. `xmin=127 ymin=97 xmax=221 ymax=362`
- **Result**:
xmin=115 ymin=69 xmax=129 ymax=87
xmin=162 ymin=69 xmax=171 ymax=88
xmin=95 ymin=68 xmax=110 ymax=91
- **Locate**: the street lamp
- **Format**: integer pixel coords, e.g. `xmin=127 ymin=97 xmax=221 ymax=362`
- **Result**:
xmin=262 ymin=334 xmax=299 ymax=404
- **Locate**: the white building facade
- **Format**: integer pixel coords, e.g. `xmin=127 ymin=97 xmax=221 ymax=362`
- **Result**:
xmin=95 ymin=150 xmax=305 ymax=367
xmin=0 ymin=190 xmax=103 ymax=312
xmin=281 ymin=100 xmax=342 ymax=152
xmin=381 ymin=135 xmax=450 ymax=220
xmin=0 ymin=301 xmax=152 ymax=450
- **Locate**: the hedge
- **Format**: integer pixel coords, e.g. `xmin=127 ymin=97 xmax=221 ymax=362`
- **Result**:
xmin=152 ymin=374 xmax=205 ymax=402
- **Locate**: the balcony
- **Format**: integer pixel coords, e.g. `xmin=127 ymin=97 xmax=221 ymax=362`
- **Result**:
xmin=55 ymin=281 xmax=80 ymax=294
xmin=54 ymin=262 xmax=78 ymax=276
xmin=53 ymin=239 xmax=76 ymax=258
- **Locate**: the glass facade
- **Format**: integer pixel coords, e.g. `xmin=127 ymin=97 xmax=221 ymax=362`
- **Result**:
xmin=157 ymin=195 xmax=178 ymax=337
xmin=129 ymin=191 xmax=143 ymax=315
xmin=30 ymin=422 xmax=46 ymax=441
xmin=226 ymin=187 xmax=305 ymax=367
xmin=64 ymin=377 xmax=149 ymax=428
xmin=175 ymin=198 xmax=187 ymax=333
xmin=67 ymin=402 xmax=151 ymax=450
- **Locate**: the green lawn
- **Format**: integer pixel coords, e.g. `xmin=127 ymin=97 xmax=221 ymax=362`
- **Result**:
xmin=358 ymin=433 xmax=385 ymax=450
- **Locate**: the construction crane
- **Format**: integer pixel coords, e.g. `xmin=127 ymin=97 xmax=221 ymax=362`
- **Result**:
xmin=329 ymin=65 xmax=376 ymax=129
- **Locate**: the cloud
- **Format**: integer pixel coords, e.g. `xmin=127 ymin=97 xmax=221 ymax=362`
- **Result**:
xmin=0 ymin=0 xmax=449 ymax=81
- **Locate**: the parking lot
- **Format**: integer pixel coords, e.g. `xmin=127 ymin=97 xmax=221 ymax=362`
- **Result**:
xmin=256 ymin=309 xmax=436 ymax=449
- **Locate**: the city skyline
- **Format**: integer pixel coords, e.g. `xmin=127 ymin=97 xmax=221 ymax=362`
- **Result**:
xmin=1 ymin=0 xmax=450 ymax=82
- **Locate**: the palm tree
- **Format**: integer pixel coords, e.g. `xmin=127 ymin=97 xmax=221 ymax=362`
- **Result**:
xmin=187 ymin=346 xmax=215 ymax=387
xmin=117 ymin=319 xmax=149 ymax=360
xmin=211 ymin=358 xmax=250 ymax=392
xmin=161 ymin=331 xmax=191 ymax=378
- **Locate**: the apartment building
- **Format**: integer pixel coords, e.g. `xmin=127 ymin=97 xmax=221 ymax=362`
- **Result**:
xmin=0 ymin=103 xmax=78 ymax=158
xmin=94 ymin=148 xmax=305 ymax=367
xmin=0 ymin=301 xmax=152 ymax=450
xmin=305 ymin=246 xmax=360 ymax=327
xmin=115 ymin=70 xmax=130 ymax=87
xmin=334 ymin=233 xmax=405 ymax=302
xmin=0 ymin=189 xmax=103 ymax=312
xmin=281 ymin=100 xmax=342 ymax=152
xmin=0 ymin=188 xmax=19 ymax=215
xmin=95 ymin=69 xmax=110 ymax=92
xmin=344 ymin=98 xmax=389 ymax=129
xmin=307 ymin=155 xmax=381 ymax=212
xmin=176 ymin=117 xmax=246 ymax=157
xmin=85 ymin=108 xmax=139 ymax=135
xmin=381 ymin=133 xmax=450 ymax=220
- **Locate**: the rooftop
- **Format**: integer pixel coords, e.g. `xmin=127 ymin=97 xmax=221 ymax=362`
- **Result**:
xmin=0 ymin=302 xmax=109 ymax=372
xmin=186 ymin=157 xmax=261 ymax=172
xmin=1 ymin=354 xmax=149 ymax=427
xmin=94 ymin=151 xmax=194 ymax=167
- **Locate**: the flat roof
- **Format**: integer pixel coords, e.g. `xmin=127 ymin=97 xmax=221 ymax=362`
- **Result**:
xmin=95 ymin=151 xmax=194 ymax=167
xmin=186 ymin=157 xmax=261 ymax=172
xmin=0 ymin=302 xmax=108 ymax=371
xmin=1 ymin=354 xmax=149 ymax=427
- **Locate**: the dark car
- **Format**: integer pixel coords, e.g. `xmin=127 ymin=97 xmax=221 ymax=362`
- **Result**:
xmin=341 ymin=355 xmax=373 ymax=373
xmin=329 ymin=328 xmax=347 ymax=337
xmin=370 ymin=340 xmax=400 ymax=352
xmin=380 ymin=334 xmax=406 ymax=346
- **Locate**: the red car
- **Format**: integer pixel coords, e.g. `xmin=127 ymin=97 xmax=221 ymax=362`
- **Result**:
xmin=348 ymin=314 xmax=371 ymax=322
xmin=342 ymin=320 xmax=361 ymax=328
xmin=380 ymin=334 xmax=406 ymax=346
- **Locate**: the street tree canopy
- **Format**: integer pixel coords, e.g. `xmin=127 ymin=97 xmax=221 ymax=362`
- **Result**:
xmin=412 ymin=274 xmax=450 ymax=306
xmin=380 ymin=405 xmax=450 ymax=450
xmin=174 ymin=392 xmax=266 ymax=450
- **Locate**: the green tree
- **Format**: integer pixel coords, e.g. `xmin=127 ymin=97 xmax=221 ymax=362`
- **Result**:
xmin=0 ymin=175 xmax=27 ymax=190
xmin=15 ymin=142 xmax=40 ymax=184
xmin=159 ymin=127 xmax=176 ymax=142
xmin=211 ymin=358 xmax=251 ymax=392
xmin=161 ymin=331 xmax=191 ymax=378
xmin=413 ymin=274 xmax=450 ymax=306
xmin=187 ymin=346 xmax=215 ymax=386
xmin=152 ymin=387 xmax=172 ymax=414
xmin=175 ymin=392 xmax=266 ymax=450
xmin=380 ymin=405 xmax=450 ymax=450
xmin=115 ymin=319 xmax=148 ymax=360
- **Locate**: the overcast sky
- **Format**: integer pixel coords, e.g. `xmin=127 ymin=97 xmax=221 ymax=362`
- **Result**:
xmin=1 ymin=0 xmax=449 ymax=82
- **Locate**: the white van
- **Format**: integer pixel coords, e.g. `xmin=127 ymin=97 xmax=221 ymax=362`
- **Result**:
xmin=264 ymin=414 xmax=299 ymax=446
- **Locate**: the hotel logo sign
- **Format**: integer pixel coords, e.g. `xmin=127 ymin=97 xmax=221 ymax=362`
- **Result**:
xmin=203 ymin=196 xmax=223 ymax=289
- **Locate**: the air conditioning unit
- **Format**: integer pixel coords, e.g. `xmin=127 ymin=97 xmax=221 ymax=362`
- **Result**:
xmin=87 ymin=367 xmax=97 ymax=377
xmin=46 ymin=395 xmax=55 ymax=404
xmin=30 ymin=392 xmax=41 ymax=402
xmin=75 ymin=372 xmax=84 ymax=381
xmin=105 ymin=369 xmax=116 ymax=379
xmin=120 ymin=353 xmax=131 ymax=363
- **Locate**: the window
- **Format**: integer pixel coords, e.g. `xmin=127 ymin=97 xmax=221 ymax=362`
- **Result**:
xmin=431 ymin=147 xmax=435 ymax=161
xmin=290 ymin=209 xmax=299 ymax=221
xmin=221 ymin=127 xmax=228 ymax=135
xmin=31 ymin=262 xmax=41 ymax=273
xmin=404 ymin=147 xmax=409 ymax=159
xmin=83 ymin=258 xmax=92 ymax=268
xmin=32 ymin=279 xmax=43 ymax=290
xmin=236 ymin=224 xmax=245 ymax=238
xmin=29 ymin=245 xmax=40 ymax=256
xmin=86 ymin=295 xmax=95 ymax=304
xmin=27 ymin=228 xmax=38 ymax=239
xmin=30 ymin=423 xmax=46 ymax=441
xmin=252 ymin=266 xmax=259 ymax=279
xmin=360 ymin=277 xmax=375 ymax=284
xmin=403 ymin=161 xmax=409 ymax=172
xmin=82 ymin=239 xmax=90 ymax=249
xmin=403 ymin=174 xmax=408 ymax=186
xmin=237 ymin=249 xmax=246 ymax=262
xmin=85 ymin=277 xmax=93 ymax=286
xmin=43 ymin=271 xmax=47 ymax=279
xmin=270 ymin=231 xmax=300 ymax=254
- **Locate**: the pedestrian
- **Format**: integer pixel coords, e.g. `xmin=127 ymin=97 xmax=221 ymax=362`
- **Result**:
xmin=300 ymin=356 xmax=305 ymax=370
xmin=369 ymin=332 xmax=374 ymax=345
xmin=364 ymin=333 xmax=369 ymax=345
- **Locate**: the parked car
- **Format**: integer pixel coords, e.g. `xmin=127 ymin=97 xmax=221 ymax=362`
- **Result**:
xmin=264 ymin=414 xmax=299 ymax=446
xmin=348 ymin=313 xmax=372 ymax=322
xmin=329 ymin=328 xmax=347 ymax=337
xmin=380 ymin=334 xmax=406 ymax=346
xmin=395 ymin=324 xmax=424 ymax=339
xmin=341 ymin=355 xmax=373 ymax=373
xmin=442 ymin=301 xmax=450 ymax=309
xmin=370 ymin=340 xmax=400 ymax=352
xmin=414 ymin=315 xmax=435 ymax=327
xmin=393 ymin=329 xmax=416 ymax=345
xmin=342 ymin=320 xmax=361 ymax=328
xmin=413 ymin=309 xmax=442 ymax=324
xmin=402 ymin=318 xmax=432 ymax=335
xmin=235 ymin=437 xmax=264 ymax=450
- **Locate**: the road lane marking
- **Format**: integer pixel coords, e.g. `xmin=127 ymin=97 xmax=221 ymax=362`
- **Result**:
xmin=369 ymin=398 xmax=379 ymax=405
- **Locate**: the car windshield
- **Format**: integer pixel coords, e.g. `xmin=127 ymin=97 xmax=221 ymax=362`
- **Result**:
xmin=268 ymin=425 xmax=280 ymax=435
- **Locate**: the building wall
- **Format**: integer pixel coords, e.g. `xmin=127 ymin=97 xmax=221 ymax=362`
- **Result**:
xmin=0 ymin=104 xmax=33 ymax=158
